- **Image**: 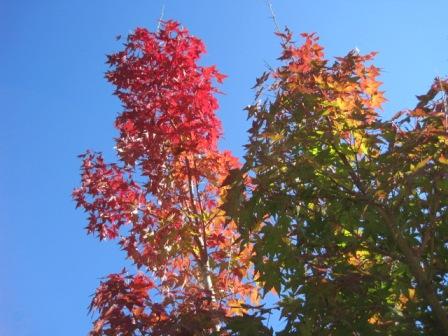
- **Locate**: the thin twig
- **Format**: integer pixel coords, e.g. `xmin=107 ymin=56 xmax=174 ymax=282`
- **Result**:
xmin=265 ymin=0 xmax=280 ymax=33
xmin=437 ymin=77 xmax=448 ymax=131
xmin=156 ymin=4 xmax=165 ymax=31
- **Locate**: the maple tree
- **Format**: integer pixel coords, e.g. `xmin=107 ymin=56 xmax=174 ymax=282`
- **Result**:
xmin=73 ymin=21 xmax=260 ymax=335
xmin=224 ymin=30 xmax=448 ymax=334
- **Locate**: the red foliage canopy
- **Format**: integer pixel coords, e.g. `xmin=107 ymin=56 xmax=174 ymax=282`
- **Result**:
xmin=74 ymin=21 xmax=258 ymax=335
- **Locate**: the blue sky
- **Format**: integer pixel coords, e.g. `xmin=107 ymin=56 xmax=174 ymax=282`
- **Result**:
xmin=1 ymin=1 xmax=447 ymax=335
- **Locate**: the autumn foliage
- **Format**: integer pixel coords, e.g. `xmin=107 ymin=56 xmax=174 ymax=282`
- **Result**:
xmin=74 ymin=21 xmax=258 ymax=335
xmin=226 ymin=30 xmax=448 ymax=334
xmin=74 ymin=19 xmax=448 ymax=335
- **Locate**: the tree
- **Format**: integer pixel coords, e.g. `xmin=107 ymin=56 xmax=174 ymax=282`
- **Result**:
xmin=75 ymin=18 xmax=448 ymax=336
xmin=225 ymin=29 xmax=448 ymax=334
xmin=73 ymin=21 xmax=260 ymax=335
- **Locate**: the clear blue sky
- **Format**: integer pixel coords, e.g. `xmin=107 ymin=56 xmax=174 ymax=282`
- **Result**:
xmin=1 ymin=1 xmax=447 ymax=335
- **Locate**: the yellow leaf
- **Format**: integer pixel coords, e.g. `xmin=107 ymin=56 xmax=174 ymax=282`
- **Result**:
xmin=356 ymin=250 xmax=370 ymax=258
xmin=314 ymin=75 xmax=324 ymax=86
xmin=359 ymin=141 xmax=369 ymax=155
xmin=347 ymin=254 xmax=359 ymax=266
xmin=341 ymin=229 xmax=352 ymax=237
xmin=261 ymin=132 xmax=284 ymax=143
xmin=270 ymin=286 xmax=279 ymax=296
xmin=370 ymin=92 xmax=385 ymax=109
xmin=250 ymin=288 xmax=260 ymax=305
xmin=368 ymin=313 xmax=380 ymax=325
xmin=334 ymin=97 xmax=347 ymax=110
xmin=227 ymin=299 xmax=247 ymax=316
xmin=398 ymin=293 xmax=409 ymax=305
xmin=438 ymin=155 xmax=448 ymax=165
xmin=409 ymin=156 xmax=431 ymax=173
xmin=374 ymin=190 xmax=387 ymax=200
xmin=347 ymin=250 xmax=370 ymax=267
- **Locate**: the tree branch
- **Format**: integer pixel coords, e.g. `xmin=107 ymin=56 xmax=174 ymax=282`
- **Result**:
xmin=376 ymin=206 xmax=448 ymax=333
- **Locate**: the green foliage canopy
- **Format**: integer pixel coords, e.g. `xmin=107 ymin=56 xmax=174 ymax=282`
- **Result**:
xmin=225 ymin=30 xmax=448 ymax=335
